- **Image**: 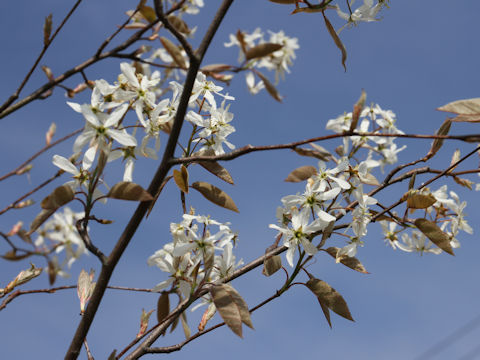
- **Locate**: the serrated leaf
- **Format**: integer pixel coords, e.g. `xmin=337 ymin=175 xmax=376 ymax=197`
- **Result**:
xmin=191 ymin=181 xmax=239 ymax=212
xmin=285 ymin=166 xmax=317 ymax=182
xmin=262 ymin=254 xmax=282 ymax=276
xmin=414 ymin=218 xmax=454 ymax=255
xmin=406 ymin=192 xmax=437 ymax=209
xmin=139 ymin=5 xmax=157 ymax=23
xmin=306 ymin=278 xmax=354 ymax=321
xmin=427 ymin=119 xmax=451 ymax=158
xmin=210 ymin=284 xmax=243 ymax=337
xmin=43 ymin=14 xmax=52 ymax=46
xmin=323 ymin=14 xmax=347 ymax=71
xmin=29 ymin=208 xmax=56 ymax=234
xmin=324 ymin=247 xmax=369 ymax=274
xmin=255 ymin=71 xmax=282 ymax=102
xmin=167 ymin=15 xmax=190 ymax=34
xmin=41 ymin=185 xmax=74 ymax=210
xmin=107 ymin=182 xmax=153 ymax=201
xmin=437 ymin=98 xmax=480 ymax=122
xmin=160 ymin=37 xmax=186 ymax=69
xmin=157 ymin=292 xmax=170 ymax=324
xmin=173 ymin=166 xmax=189 ymax=193
xmin=246 ymin=43 xmax=283 ymax=61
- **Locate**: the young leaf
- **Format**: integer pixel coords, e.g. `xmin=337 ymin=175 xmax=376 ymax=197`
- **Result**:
xmin=427 ymin=118 xmax=451 ymax=158
xmin=180 ymin=312 xmax=191 ymax=339
xmin=293 ymin=147 xmax=332 ymax=161
xmin=139 ymin=4 xmax=157 ymax=23
xmin=191 ymin=181 xmax=239 ymax=212
xmin=157 ymin=292 xmax=170 ymax=324
xmin=210 ymin=284 xmax=244 ymax=337
xmin=1 ymin=250 xmax=32 ymax=262
xmin=223 ymin=284 xmax=254 ymax=329
xmin=406 ymin=192 xmax=437 ymax=209
xmin=437 ymin=98 xmax=480 ymax=122
xmin=323 ymin=13 xmax=347 ymax=71
xmin=107 ymin=182 xmax=153 ymax=202
xmin=3 ymin=264 xmax=43 ymax=296
xmin=262 ymin=254 xmax=282 ymax=276
xmin=167 ymin=15 xmax=190 ymax=34
xmin=317 ymin=298 xmax=332 ymax=328
xmin=306 ymin=278 xmax=354 ymax=321
xmin=255 ymin=71 xmax=283 ymax=102
xmin=285 ymin=166 xmax=317 ymax=182
xmin=414 ymin=218 xmax=454 ymax=255
xmin=29 ymin=208 xmax=56 ymax=234
xmin=43 ymin=14 xmax=52 ymax=46
xmin=160 ymin=37 xmax=186 ymax=69
xmin=453 ymin=176 xmax=474 ymax=190
xmin=350 ymin=89 xmax=366 ymax=132
xmin=41 ymin=184 xmax=75 ymax=210
xmin=173 ymin=166 xmax=189 ymax=193
xmin=193 ymin=149 xmax=235 ymax=184
xmin=137 ymin=309 xmax=154 ymax=339
xmin=324 ymin=247 xmax=369 ymax=274
xmin=246 ymin=43 xmax=283 ymax=61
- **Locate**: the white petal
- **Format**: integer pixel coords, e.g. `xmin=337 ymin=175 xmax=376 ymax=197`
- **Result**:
xmin=107 ymin=129 xmax=137 ymax=147
xmin=120 ymin=62 xmax=140 ymax=88
xmin=104 ymin=103 xmax=129 ymax=128
xmin=52 ymin=155 xmax=78 ymax=175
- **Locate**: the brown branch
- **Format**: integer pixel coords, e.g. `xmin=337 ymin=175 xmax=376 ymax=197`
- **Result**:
xmin=0 ymin=21 xmax=158 ymax=120
xmin=0 ymin=285 xmax=154 ymax=312
xmin=64 ymin=0 xmax=235 ymax=357
xmin=0 ymin=0 xmax=84 ymax=114
xmin=0 ymin=171 xmax=63 ymax=216
xmin=0 ymin=128 xmax=82 ymax=182
xmin=75 ymin=220 xmax=107 ymax=264
xmin=170 ymin=132 xmax=480 ymax=165
xmin=146 ymin=289 xmax=284 ymax=354
xmin=371 ymin=145 xmax=480 ymax=221
xmin=153 ymin=0 xmax=196 ymax=60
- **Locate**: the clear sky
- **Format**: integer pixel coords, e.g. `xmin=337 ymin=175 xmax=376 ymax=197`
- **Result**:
xmin=1 ymin=1 xmax=480 ymax=359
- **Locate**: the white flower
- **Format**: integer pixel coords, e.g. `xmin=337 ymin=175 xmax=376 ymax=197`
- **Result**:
xmin=311 ymin=159 xmax=351 ymax=192
xmin=72 ymin=103 xmax=136 ymax=169
xmin=396 ymin=231 xmax=442 ymax=255
xmin=270 ymin=209 xmax=327 ymax=267
xmin=336 ymin=0 xmax=382 ymax=24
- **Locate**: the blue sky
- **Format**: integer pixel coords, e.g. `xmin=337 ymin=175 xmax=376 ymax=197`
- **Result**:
xmin=1 ymin=1 xmax=480 ymax=359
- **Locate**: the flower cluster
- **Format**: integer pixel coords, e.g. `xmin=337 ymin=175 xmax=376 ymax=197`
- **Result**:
xmin=327 ymin=103 xmax=406 ymax=171
xmin=34 ymin=207 xmax=87 ymax=275
xmin=55 ymin=62 xmax=235 ymax=185
xmin=382 ymin=185 xmax=473 ymax=254
xmin=148 ymin=214 xmax=242 ymax=297
xmin=224 ymin=28 xmax=299 ymax=94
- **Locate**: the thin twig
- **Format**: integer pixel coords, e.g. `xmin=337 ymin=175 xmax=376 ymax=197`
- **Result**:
xmin=0 ymin=0 xmax=84 ymax=114
xmin=170 ymin=132 xmax=480 ymax=165
xmin=0 ymin=128 xmax=82 ymax=182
